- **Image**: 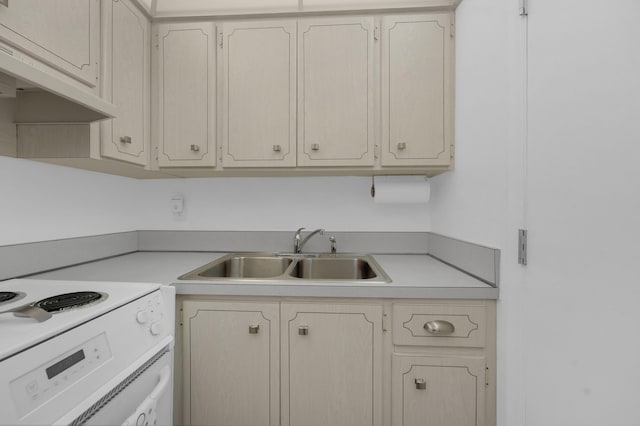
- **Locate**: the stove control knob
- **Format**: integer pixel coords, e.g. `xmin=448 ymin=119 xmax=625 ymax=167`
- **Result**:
xmin=136 ymin=311 xmax=149 ymax=324
xmin=150 ymin=322 xmax=162 ymax=336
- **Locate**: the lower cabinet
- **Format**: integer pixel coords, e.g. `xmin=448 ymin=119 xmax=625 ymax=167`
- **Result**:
xmin=179 ymin=297 xmax=495 ymax=426
xmin=182 ymin=300 xmax=280 ymax=426
xmin=392 ymin=355 xmax=486 ymax=426
xmin=281 ymin=303 xmax=383 ymax=426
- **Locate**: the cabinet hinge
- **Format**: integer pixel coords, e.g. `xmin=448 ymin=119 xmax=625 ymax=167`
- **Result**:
xmin=374 ymin=26 xmax=380 ymax=41
xmin=219 ymin=31 xmax=224 ymax=48
xmin=450 ymin=144 xmax=455 ymax=158
xmin=179 ymin=307 xmax=184 ymax=327
xmin=382 ymin=311 xmax=389 ymax=332
xmin=519 ymin=0 xmax=528 ymax=16
xmin=518 ymin=229 xmax=528 ymax=265
xmin=485 ymin=366 xmax=490 ymax=387
xmin=450 ymin=22 xmax=455 ymax=38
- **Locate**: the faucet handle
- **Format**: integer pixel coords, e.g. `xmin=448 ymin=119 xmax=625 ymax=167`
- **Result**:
xmin=329 ymin=236 xmax=337 ymax=254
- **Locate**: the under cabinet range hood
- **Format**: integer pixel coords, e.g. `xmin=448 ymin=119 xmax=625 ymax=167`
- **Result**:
xmin=0 ymin=54 xmax=116 ymax=122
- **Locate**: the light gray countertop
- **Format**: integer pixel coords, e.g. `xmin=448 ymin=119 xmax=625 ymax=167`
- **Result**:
xmin=30 ymin=251 xmax=498 ymax=299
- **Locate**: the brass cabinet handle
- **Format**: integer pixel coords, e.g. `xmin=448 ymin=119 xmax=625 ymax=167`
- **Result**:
xmin=120 ymin=136 xmax=132 ymax=144
xmin=298 ymin=325 xmax=309 ymax=336
xmin=273 ymin=144 xmax=281 ymax=152
xmin=249 ymin=324 xmax=260 ymax=334
xmin=190 ymin=144 xmax=200 ymax=152
xmin=397 ymin=142 xmax=406 ymax=150
xmin=311 ymin=143 xmax=320 ymax=151
xmin=415 ymin=378 xmax=426 ymax=390
xmin=424 ymin=320 xmax=455 ymax=335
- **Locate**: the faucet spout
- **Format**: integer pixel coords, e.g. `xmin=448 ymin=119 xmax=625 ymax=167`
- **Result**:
xmin=294 ymin=228 xmax=325 ymax=253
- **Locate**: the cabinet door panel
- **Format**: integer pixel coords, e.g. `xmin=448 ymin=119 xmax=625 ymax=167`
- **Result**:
xmin=221 ymin=20 xmax=296 ymax=167
xmin=100 ymin=0 xmax=149 ymax=166
xmin=392 ymin=354 xmax=486 ymax=426
xmin=281 ymin=303 xmax=382 ymax=426
xmin=0 ymin=0 xmax=99 ymax=87
xmin=183 ymin=300 xmax=279 ymax=426
xmin=382 ymin=14 xmax=452 ymax=166
xmin=298 ymin=17 xmax=375 ymax=166
xmin=157 ymin=22 xmax=216 ymax=167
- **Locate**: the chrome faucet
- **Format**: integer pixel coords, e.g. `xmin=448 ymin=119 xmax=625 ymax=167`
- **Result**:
xmin=294 ymin=228 xmax=325 ymax=253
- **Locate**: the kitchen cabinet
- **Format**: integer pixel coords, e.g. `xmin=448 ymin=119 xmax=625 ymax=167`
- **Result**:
xmin=381 ymin=13 xmax=453 ymax=167
xmin=179 ymin=298 xmax=383 ymax=426
xmin=0 ymin=0 xmax=100 ymax=88
xmin=297 ymin=17 xmax=375 ymax=167
xmin=220 ymin=20 xmax=296 ymax=168
xmin=155 ymin=22 xmax=216 ymax=167
xmin=1 ymin=5 xmax=460 ymax=178
xmin=391 ymin=302 xmax=495 ymax=426
xmin=392 ymin=355 xmax=486 ymax=426
xmin=100 ymin=0 xmax=150 ymax=166
xmin=181 ymin=299 xmax=280 ymax=426
xmin=281 ymin=302 xmax=383 ymax=426
xmin=178 ymin=297 xmax=495 ymax=426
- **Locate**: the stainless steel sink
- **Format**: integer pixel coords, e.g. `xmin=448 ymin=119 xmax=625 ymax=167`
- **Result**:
xmin=288 ymin=257 xmax=379 ymax=280
xmin=178 ymin=252 xmax=391 ymax=283
xmin=179 ymin=254 xmax=293 ymax=279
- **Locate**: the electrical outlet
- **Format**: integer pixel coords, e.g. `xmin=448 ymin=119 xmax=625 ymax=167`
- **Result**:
xmin=171 ymin=196 xmax=184 ymax=215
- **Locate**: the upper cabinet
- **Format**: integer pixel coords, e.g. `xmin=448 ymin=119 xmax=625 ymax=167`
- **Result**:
xmin=381 ymin=13 xmax=453 ymax=167
xmin=3 ymin=3 xmax=460 ymax=178
xmin=297 ymin=17 xmax=375 ymax=167
xmin=155 ymin=22 xmax=216 ymax=167
xmin=0 ymin=0 xmax=100 ymax=88
xmin=100 ymin=0 xmax=150 ymax=166
xmin=220 ymin=20 xmax=296 ymax=168
xmin=164 ymin=12 xmax=454 ymax=176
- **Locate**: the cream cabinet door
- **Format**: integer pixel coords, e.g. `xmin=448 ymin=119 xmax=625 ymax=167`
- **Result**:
xmin=381 ymin=13 xmax=453 ymax=167
xmin=157 ymin=22 xmax=216 ymax=167
xmin=281 ymin=303 xmax=383 ymax=426
xmin=182 ymin=300 xmax=280 ymax=426
xmin=0 ymin=0 xmax=99 ymax=87
xmin=100 ymin=0 xmax=149 ymax=166
xmin=220 ymin=20 xmax=296 ymax=168
xmin=392 ymin=354 xmax=486 ymax=426
xmin=297 ymin=17 xmax=375 ymax=167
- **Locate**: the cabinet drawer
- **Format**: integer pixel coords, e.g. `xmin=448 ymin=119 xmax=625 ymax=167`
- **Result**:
xmin=393 ymin=304 xmax=486 ymax=348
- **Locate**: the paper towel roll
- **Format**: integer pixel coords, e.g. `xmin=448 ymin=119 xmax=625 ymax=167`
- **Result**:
xmin=373 ymin=175 xmax=430 ymax=204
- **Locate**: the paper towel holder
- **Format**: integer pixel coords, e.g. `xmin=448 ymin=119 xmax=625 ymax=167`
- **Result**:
xmin=370 ymin=176 xmax=375 ymax=198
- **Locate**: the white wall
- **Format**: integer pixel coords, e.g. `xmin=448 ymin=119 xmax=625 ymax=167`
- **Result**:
xmin=1 ymin=161 xmax=430 ymax=247
xmin=140 ymin=176 xmax=430 ymax=232
xmin=0 ymin=157 xmax=145 ymax=246
xmin=431 ymin=0 xmax=640 ymax=425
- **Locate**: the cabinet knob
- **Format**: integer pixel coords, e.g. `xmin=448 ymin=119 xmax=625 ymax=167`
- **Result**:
xmin=120 ymin=136 xmax=132 ymax=144
xmin=298 ymin=325 xmax=309 ymax=336
xmin=190 ymin=144 xmax=200 ymax=152
xmin=249 ymin=324 xmax=260 ymax=334
xmin=424 ymin=320 xmax=455 ymax=335
xmin=311 ymin=143 xmax=320 ymax=151
xmin=415 ymin=378 xmax=427 ymax=390
xmin=397 ymin=142 xmax=406 ymax=150
xmin=273 ymin=144 xmax=281 ymax=152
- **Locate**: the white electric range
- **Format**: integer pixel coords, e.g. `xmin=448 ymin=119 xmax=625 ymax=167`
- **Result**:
xmin=0 ymin=279 xmax=175 ymax=425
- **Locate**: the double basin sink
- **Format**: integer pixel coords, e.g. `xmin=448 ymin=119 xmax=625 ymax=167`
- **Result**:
xmin=178 ymin=252 xmax=391 ymax=284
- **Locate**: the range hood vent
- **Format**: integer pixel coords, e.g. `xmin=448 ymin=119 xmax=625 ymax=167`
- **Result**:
xmin=0 ymin=53 xmax=116 ymax=122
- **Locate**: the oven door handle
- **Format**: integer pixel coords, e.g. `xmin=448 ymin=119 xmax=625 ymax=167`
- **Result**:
xmin=121 ymin=365 xmax=171 ymax=426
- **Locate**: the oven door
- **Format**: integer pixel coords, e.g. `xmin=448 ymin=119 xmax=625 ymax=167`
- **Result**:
xmin=61 ymin=346 xmax=174 ymax=426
